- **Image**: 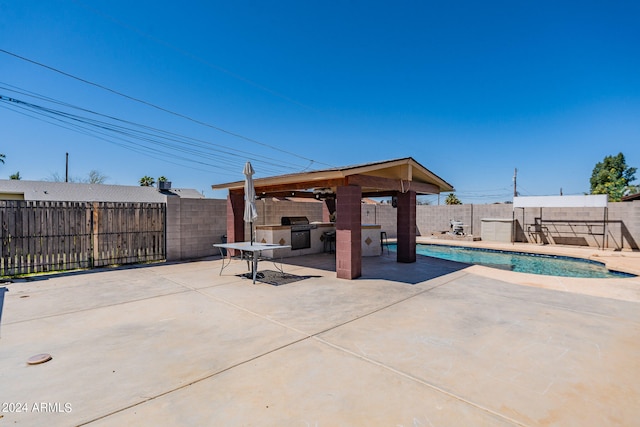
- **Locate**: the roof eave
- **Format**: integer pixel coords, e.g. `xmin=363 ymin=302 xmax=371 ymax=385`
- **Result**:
xmin=211 ymin=157 xmax=454 ymax=194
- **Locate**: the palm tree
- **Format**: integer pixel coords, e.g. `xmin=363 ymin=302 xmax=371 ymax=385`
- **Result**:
xmin=0 ymin=153 xmax=5 ymax=164
xmin=10 ymin=171 xmax=21 ymax=180
xmin=445 ymin=193 xmax=462 ymax=205
xmin=139 ymin=176 xmax=155 ymax=187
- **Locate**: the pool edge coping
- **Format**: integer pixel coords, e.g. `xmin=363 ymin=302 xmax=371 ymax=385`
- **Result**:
xmin=414 ymin=237 xmax=640 ymax=278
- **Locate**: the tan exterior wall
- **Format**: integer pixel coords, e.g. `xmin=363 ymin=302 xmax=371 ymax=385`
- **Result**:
xmin=606 ymin=201 xmax=640 ymax=250
xmin=166 ymin=198 xmax=227 ymax=261
xmin=254 ymin=198 xmax=324 ymax=227
xmin=166 ymin=197 xmax=326 ymax=261
xmin=416 ymin=201 xmax=640 ymax=250
xmin=417 ymin=204 xmax=478 ymax=237
xmin=0 ymin=192 xmax=25 ymax=200
xmin=362 ymin=204 xmax=397 ymax=238
xmin=166 ymin=199 xmax=639 ymax=261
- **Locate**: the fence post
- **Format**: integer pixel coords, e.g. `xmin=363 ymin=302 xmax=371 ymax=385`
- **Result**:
xmin=163 ymin=203 xmax=167 ymax=260
xmin=92 ymin=202 xmax=99 ymax=268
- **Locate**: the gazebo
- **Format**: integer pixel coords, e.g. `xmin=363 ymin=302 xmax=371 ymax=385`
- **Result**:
xmin=212 ymin=157 xmax=454 ymax=279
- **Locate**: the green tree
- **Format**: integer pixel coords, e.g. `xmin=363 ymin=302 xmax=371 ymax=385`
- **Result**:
xmin=590 ymin=153 xmax=637 ymax=202
xmin=158 ymin=176 xmax=168 ymax=182
xmin=445 ymin=193 xmax=462 ymax=205
xmin=10 ymin=171 xmax=21 ymax=180
xmin=139 ymin=176 xmax=155 ymax=187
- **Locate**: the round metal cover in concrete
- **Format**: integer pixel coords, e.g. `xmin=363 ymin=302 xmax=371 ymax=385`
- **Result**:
xmin=27 ymin=353 xmax=52 ymax=365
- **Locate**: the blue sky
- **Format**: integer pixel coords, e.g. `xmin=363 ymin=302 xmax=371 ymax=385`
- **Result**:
xmin=1 ymin=0 xmax=638 ymax=203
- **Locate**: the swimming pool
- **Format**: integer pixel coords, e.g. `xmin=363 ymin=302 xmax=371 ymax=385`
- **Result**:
xmin=388 ymin=244 xmax=635 ymax=278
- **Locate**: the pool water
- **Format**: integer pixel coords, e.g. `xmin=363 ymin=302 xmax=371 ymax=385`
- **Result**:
xmin=388 ymin=244 xmax=634 ymax=279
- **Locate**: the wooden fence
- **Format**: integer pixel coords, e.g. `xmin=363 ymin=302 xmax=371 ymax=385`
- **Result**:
xmin=0 ymin=201 xmax=165 ymax=276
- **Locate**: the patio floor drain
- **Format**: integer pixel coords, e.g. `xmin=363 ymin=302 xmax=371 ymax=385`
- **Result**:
xmin=27 ymin=353 xmax=52 ymax=365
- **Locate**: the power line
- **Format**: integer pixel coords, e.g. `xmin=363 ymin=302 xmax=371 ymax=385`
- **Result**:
xmin=0 ymin=83 xmax=310 ymax=173
xmin=0 ymin=99 xmax=232 ymax=174
xmin=0 ymin=48 xmax=334 ymax=169
xmin=0 ymin=92 xmax=308 ymax=176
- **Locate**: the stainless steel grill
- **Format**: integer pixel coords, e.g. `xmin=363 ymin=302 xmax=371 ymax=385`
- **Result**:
xmin=281 ymin=216 xmax=310 ymax=226
xmin=291 ymin=224 xmax=313 ymax=232
xmin=281 ymin=216 xmax=315 ymax=250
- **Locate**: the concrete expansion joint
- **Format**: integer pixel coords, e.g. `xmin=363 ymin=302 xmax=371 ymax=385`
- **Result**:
xmin=315 ymin=338 xmax=530 ymax=427
xmin=2 ymin=288 xmax=192 ymax=326
xmin=310 ymin=280 xmax=457 ymax=338
xmin=156 ymin=270 xmax=470 ymax=391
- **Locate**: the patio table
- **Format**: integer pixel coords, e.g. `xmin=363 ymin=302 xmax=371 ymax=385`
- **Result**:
xmin=213 ymin=242 xmax=291 ymax=284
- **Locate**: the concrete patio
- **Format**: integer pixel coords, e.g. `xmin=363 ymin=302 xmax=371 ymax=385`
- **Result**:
xmin=1 ymin=249 xmax=639 ymax=426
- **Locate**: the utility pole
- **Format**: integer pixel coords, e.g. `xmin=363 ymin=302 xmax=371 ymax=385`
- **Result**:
xmin=65 ymin=152 xmax=69 ymax=183
xmin=513 ymin=168 xmax=518 ymax=198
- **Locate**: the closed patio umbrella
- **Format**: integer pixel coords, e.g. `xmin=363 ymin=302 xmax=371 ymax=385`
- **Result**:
xmin=243 ymin=161 xmax=258 ymax=244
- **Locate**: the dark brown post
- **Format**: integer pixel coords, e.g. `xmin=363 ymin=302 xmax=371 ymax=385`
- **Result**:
xmin=227 ymin=192 xmax=244 ymax=254
xmin=336 ymin=185 xmax=362 ymax=279
xmin=396 ymin=190 xmax=416 ymax=263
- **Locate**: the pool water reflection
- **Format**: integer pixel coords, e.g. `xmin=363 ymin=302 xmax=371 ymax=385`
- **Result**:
xmin=388 ymin=244 xmax=635 ymax=279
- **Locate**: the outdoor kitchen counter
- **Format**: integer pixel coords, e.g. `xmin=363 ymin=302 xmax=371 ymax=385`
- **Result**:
xmin=255 ymin=223 xmax=382 ymax=257
xmin=361 ymin=224 xmax=382 ymax=256
xmin=255 ymin=224 xmax=331 ymax=258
